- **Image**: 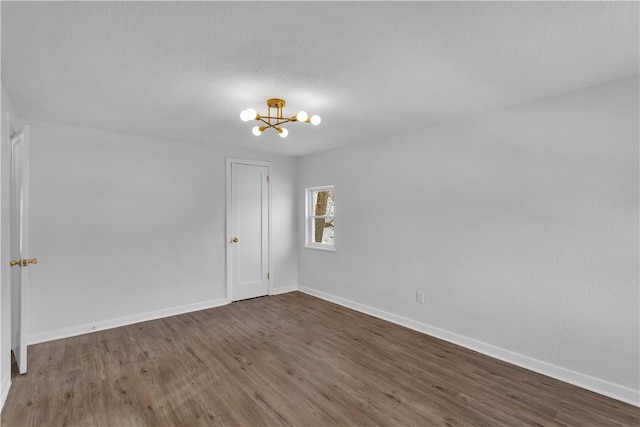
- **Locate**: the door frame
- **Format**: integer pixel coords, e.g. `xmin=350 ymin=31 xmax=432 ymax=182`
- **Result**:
xmin=2 ymin=111 xmax=24 ymax=390
xmin=9 ymin=123 xmax=30 ymax=374
xmin=226 ymin=158 xmax=272 ymax=303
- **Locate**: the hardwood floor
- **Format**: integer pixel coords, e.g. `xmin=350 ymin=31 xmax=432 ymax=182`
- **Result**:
xmin=2 ymin=291 xmax=638 ymax=426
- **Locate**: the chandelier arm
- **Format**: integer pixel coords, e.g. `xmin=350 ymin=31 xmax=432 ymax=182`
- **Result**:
xmin=258 ymin=116 xmax=293 ymax=126
xmin=257 ymin=122 xmax=286 ymax=131
xmin=256 ymin=117 xmax=271 ymax=127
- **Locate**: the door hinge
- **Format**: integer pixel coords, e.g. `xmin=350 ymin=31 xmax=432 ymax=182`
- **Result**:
xmin=267 ymin=273 xmax=270 ymax=280
xmin=266 ymin=175 xmax=270 ymax=183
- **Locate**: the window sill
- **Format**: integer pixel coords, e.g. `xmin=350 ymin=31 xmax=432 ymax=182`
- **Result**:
xmin=304 ymin=244 xmax=336 ymax=252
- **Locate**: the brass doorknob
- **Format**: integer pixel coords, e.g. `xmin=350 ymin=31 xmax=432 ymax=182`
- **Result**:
xmin=9 ymin=258 xmax=37 ymax=267
xmin=232 ymin=237 xmax=239 ymax=243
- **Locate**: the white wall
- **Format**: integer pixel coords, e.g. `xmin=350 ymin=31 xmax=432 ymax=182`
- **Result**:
xmin=26 ymin=122 xmax=298 ymax=342
xmin=298 ymin=77 xmax=639 ymax=405
xmin=0 ymin=84 xmax=21 ymax=409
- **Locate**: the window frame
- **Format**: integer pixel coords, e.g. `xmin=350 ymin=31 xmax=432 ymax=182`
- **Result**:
xmin=304 ymin=185 xmax=335 ymax=252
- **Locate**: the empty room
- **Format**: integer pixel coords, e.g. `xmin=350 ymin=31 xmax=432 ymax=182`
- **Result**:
xmin=0 ymin=1 xmax=638 ymax=426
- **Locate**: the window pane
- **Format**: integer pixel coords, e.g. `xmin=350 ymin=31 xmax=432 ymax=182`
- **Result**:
xmin=313 ymin=190 xmax=334 ymax=217
xmin=312 ymin=189 xmax=334 ymax=244
xmin=312 ymin=217 xmax=334 ymax=244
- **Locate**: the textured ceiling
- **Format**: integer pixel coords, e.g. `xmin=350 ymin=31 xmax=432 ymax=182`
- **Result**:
xmin=2 ymin=1 xmax=638 ymax=156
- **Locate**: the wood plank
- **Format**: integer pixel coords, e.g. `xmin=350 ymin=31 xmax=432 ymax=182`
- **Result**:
xmin=2 ymin=292 xmax=638 ymax=426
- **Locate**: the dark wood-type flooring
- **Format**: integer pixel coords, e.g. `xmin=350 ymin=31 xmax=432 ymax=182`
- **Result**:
xmin=2 ymin=291 xmax=638 ymax=426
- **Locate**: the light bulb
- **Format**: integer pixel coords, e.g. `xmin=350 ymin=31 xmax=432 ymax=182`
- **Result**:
xmin=252 ymin=126 xmax=262 ymax=136
xmin=279 ymin=128 xmax=288 ymax=138
xmin=241 ymin=108 xmax=257 ymax=122
xmin=310 ymin=115 xmax=321 ymax=125
xmin=296 ymin=111 xmax=308 ymax=122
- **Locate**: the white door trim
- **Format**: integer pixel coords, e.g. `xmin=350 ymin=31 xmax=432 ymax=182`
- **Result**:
xmin=226 ymin=158 xmax=272 ymax=303
xmin=10 ymin=124 xmax=30 ymax=374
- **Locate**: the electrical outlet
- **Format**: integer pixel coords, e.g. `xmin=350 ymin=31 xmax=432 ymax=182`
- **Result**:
xmin=416 ymin=291 xmax=425 ymax=304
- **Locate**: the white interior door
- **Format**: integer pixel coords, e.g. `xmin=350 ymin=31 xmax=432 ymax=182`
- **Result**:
xmin=10 ymin=125 xmax=31 ymax=374
xmin=228 ymin=160 xmax=270 ymax=302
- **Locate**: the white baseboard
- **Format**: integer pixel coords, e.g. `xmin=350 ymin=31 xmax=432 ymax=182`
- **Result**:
xmin=298 ymin=286 xmax=639 ymax=407
xmin=1 ymin=373 xmax=11 ymax=411
xmin=271 ymin=284 xmax=298 ymax=295
xmin=28 ymin=297 xmax=229 ymax=345
xmin=27 ymin=288 xmax=299 ymax=345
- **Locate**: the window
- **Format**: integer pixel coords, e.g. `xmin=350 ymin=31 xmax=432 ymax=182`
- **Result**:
xmin=305 ymin=186 xmax=335 ymax=251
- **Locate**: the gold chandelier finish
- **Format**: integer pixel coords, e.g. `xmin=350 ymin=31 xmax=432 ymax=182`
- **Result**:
xmin=257 ymin=98 xmax=295 ymax=133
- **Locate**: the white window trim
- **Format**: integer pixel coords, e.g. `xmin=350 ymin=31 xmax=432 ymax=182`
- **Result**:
xmin=304 ymin=185 xmax=335 ymax=252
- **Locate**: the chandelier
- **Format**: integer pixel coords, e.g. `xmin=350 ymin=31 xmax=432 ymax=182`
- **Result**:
xmin=240 ymin=98 xmax=321 ymax=138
